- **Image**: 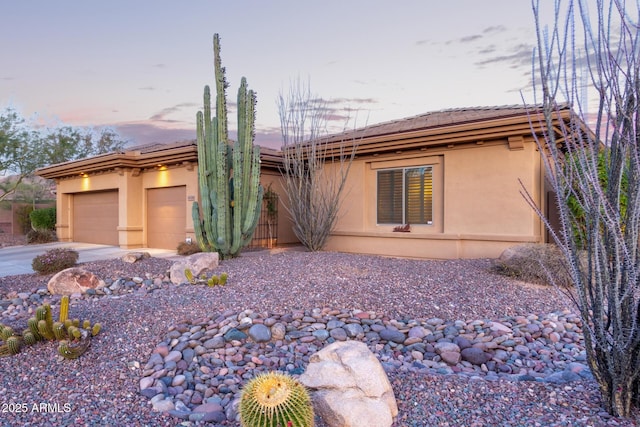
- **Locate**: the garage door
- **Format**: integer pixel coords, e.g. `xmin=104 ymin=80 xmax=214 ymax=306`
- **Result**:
xmin=147 ymin=186 xmax=186 ymax=249
xmin=73 ymin=191 xmax=119 ymax=245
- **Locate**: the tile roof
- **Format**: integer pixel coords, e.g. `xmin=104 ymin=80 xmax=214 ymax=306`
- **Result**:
xmin=320 ymin=104 xmax=561 ymax=144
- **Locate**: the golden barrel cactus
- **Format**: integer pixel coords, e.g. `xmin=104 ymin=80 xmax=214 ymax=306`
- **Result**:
xmin=239 ymin=371 xmax=314 ymax=427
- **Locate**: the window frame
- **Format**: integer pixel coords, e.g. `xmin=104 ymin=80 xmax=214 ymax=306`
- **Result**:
xmin=377 ymin=165 xmax=434 ymax=226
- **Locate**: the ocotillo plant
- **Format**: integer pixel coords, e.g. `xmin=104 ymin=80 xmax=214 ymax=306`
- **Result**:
xmin=192 ymin=33 xmax=263 ymax=259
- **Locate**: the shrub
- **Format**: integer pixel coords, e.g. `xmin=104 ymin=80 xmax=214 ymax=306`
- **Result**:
xmin=177 ymin=241 xmax=201 ymax=256
xmin=493 ymin=243 xmax=577 ymax=288
xmin=29 ymin=207 xmax=56 ymax=231
xmin=26 ymin=229 xmax=57 ymax=244
xmin=32 ymin=248 xmax=79 ymax=275
xmin=15 ymin=205 xmax=34 ymax=234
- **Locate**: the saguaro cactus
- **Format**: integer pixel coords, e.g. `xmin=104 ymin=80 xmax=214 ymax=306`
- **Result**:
xmin=192 ymin=33 xmax=263 ymax=259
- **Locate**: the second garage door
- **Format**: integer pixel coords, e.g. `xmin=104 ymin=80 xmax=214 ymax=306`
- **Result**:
xmin=73 ymin=190 xmax=119 ymax=245
xmin=147 ymin=186 xmax=186 ymax=249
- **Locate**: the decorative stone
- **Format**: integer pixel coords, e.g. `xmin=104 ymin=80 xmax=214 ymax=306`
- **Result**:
xmin=434 ymin=342 xmax=460 ymax=354
xmin=47 ymin=268 xmax=105 ymax=295
xmin=121 ymin=252 xmax=151 ymax=263
xmin=440 ymin=351 xmax=461 ymax=365
xmin=329 ymin=327 xmax=347 ymax=341
xmin=203 ymin=336 xmax=225 ymax=350
xmin=248 ymin=324 xmax=271 ymax=343
xmin=490 ymin=321 xmax=512 ymax=334
xmin=460 ymin=347 xmax=492 ymax=365
xmin=223 ymin=328 xmax=247 ymax=342
xmin=270 ymin=323 xmax=286 ymax=340
xmin=139 ymin=377 xmax=154 ymax=390
xmin=169 ymin=252 xmax=219 ymax=284
xmin=152 ymin=398 xmax=175 ymax=412
xmin=300 ymin=341 xmax=398 ymax=427
xmin=165 ymin=350 xmax=182 ymax=363
xmin=379 ymin=328 xmax=405 ymax=344
xmin=344 ymin=323 xmax=364 ymax=338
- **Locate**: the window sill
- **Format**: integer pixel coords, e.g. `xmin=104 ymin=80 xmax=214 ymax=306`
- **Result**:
xmin=330 ymin=230 xmax=540 ymax=243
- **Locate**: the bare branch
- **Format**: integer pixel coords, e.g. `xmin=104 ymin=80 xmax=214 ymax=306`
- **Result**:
xmin=528 ymin=0 xmax=640 ymax=417
xmin=277 ymin=78 xmax=360 ymax=251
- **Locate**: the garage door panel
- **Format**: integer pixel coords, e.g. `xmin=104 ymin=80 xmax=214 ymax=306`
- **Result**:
xmin=73 ymin=191 xmax=119 ymax=245
xmin=147 ymin=186 xmax=186 ymax=249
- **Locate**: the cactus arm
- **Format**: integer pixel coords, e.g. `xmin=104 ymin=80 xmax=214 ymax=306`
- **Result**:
xmin=243 ymin=147 xmax=263 ymax=234
xmin=240 ymin=85 xmax=256 ymax=215
xmin=192 ymin=203 xmax=207 ymax=251
xmin=230 ymin=141 xmax=244 ymax=255
xmin=59 ymin=295 xmax=69 ymax=323
xmin=213 ymin=34 xmax=228 ymax=158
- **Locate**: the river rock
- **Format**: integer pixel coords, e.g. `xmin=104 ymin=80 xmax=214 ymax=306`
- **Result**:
xmin=248 ymin=324 xmax=271 ymax=343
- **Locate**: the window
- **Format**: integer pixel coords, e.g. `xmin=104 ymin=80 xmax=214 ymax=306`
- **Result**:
xmin=377 ymin=166 xmax=433 ymax=224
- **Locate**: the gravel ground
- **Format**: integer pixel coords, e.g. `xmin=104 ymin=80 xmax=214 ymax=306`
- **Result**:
xmin=0 ymin=249 xmax=638 ymax=426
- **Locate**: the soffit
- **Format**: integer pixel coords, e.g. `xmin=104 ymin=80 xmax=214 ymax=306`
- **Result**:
xmin=308 ymin=105 xmax=576 ymax=157
xmin=35 ymin=140 xmax=285 ymax=179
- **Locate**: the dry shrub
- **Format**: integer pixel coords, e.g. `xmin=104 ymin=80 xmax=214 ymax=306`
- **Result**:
xmin=26 ymin=229 xmax=57 ymax=244
xmin=177 ymin=241 xmax=201 ymax=256
xmin=493 ymin=243 xmax=575 ymax=288
xmin=32 ymin=248 xmax=79 ymax=275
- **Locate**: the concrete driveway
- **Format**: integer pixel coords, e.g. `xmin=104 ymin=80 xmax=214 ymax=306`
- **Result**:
xmin=0 ymin=242 xmax=178 ymax=277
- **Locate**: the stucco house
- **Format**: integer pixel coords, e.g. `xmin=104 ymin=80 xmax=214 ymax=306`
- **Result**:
xmin=317 ymin=104 xmax=577 ymax=259
xmin=36 ymin=104 xmax=580 ymax=258
xmin=35 ymin=141 xmax=297 ymax=250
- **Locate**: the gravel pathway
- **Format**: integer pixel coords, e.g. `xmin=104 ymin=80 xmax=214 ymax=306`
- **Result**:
xmin=0 ymin=249 xmax=638 ymax=426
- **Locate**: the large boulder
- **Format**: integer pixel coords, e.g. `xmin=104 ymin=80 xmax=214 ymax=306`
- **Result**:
xmin=493 ymin=243 xmax=577 ymax=287
xmin=47 ymin=267 xmax=105 ymax=295
xmin=299 ymin=341 xmax=397 ymax=427
xmin=170 ymin=252 xmax=219 ymax=284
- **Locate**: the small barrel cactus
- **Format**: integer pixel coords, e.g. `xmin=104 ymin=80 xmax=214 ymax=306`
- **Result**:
xmin=36 ymin=305 xmax=47 ymax=321
xmin=53 ymin=322 xmax=67 ymax=340
xmin=27 ymin=318 xmax=43 ymax=341
xmin=184 ymin=268 xmax=194 ymax=284
xmin=37 ymin=319 xmax=55 ymax=341
xmin=208 ymin=276 xmax=219 ymax=287
xmin=92 ymin=323 xmax=102 ymax=336
xmin=23 ymin=331 xmax=38 ymax=346
xmin=239 ymin=372 xmax=314 ymax=427
xmin=0 ymin=325 xmax=14 ymax=341
xmin=6 ymin=336 xmax=21 ymax=355
xmin=66 ymin=326 xmax=82 ymax=339
xmin=59 ymin=295 xmax=70 ymax=323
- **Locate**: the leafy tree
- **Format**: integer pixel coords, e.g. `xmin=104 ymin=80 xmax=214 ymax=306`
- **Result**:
xmin=0 ymin=108 xmax=46 ymax=201
xmin=42 ymin=125 xmax=126 ymax=164
xmin=526 ymin=0 xmax=640 ymax=417
xmin=0 ymin=107 xmax=128 ymax=201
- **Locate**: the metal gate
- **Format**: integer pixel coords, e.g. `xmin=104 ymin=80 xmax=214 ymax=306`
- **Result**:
xmin=249 ymin=190 xmax=278 ymax=248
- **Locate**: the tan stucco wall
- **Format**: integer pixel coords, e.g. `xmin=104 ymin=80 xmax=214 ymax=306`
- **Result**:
xmin=323 ymin=138 xmax=545 ymax=259
xmin=259 ymin=170 xmax=298 ymax=245
xmin=54 ymin=165 xmax=199 ymax=248
xmin=53 ymin=164 xmax=297 ymax=249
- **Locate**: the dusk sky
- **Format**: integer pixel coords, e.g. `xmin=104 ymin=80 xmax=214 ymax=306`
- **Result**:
xmin=2 ymin=1 xmax=572 ymax=149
